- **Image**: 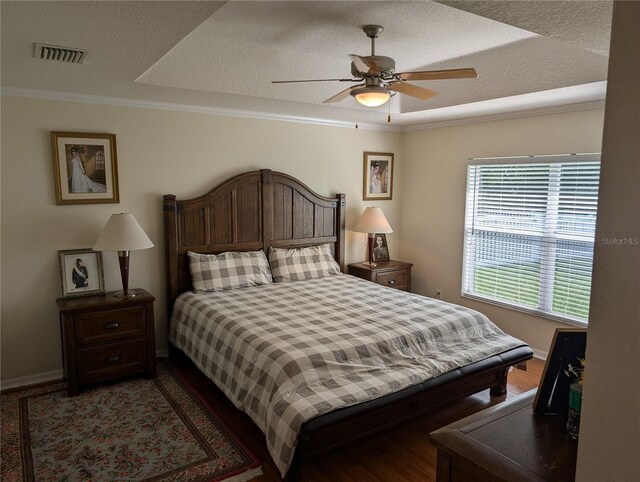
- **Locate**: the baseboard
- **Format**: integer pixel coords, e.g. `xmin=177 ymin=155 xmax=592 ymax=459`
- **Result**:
xmin=0 ymin=369 xmax=64 ymax=390
xmin=1 ymin=349 xmax=171 ymax=390
xmin=532 ymin=347 xmax=548 ymax=361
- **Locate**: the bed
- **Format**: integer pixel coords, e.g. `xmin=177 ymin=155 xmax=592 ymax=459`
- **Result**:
xmin=163 ymin=169 xmax=533 ymax=480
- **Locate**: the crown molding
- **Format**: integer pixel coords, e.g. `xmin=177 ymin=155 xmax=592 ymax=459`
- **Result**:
xmin=1 ymin=87 xmax=604 ymax=132
xmin=0 ymin=87 xmax=401 ymax=132
xmin=401 ymin=100 xmax=606 ymax=131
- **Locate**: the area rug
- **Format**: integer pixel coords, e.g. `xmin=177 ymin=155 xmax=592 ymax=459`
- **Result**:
xmin=1 ymin=361 xmax=262 ymax=481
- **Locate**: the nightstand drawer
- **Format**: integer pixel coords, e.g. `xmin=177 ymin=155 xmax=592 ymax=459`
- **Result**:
xmin=75 ymin=306 xmax=146 ymax=347
xmin=348 ymin=260 xmax=413 ymax=292
xmin=376 ymin=270 xmax=408 ymax=290
xmin=77 ymin=340 xmax=147 ymax=381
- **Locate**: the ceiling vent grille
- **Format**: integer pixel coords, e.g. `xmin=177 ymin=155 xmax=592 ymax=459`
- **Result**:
xmin=34 ymin=43 xmax=88 ymax=64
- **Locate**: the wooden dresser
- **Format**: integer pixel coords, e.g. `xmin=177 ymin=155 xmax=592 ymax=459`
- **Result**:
xmin=430 ymin=390 xmax=577 ymax=481
xmin=348 ymin=260 xmax=413 ymax=291
xmin=57 ymin=289 xmax=156 ymax=396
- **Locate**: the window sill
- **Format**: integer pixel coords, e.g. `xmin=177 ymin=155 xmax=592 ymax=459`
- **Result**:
xmin=461 ymin=293 xmax=588 ymax=327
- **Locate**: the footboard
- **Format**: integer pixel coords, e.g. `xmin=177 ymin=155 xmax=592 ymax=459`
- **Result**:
xmin=285 ymin=346 xmax=532 ymax=481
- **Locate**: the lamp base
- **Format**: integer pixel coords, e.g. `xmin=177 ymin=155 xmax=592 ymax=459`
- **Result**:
xmin=367 ymin=234 xmax=375 ymax=266
xmin=116 ymin=251 xmax=132 ymax=298
xmin=113 ymin=290 xmax=137 ymax=298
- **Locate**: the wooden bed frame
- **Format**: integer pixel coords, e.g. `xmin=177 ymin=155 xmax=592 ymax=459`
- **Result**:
xmin=163 ymin=169 xmax=533 ymax=480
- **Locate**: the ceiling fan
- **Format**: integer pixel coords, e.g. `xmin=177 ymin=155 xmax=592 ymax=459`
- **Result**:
xmin=273 ymin=25 xmax=478 ymax=107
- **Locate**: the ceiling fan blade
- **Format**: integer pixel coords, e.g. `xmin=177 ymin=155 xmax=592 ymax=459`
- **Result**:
xmin=398 ymin=68 xmax=478 ymax=81
xmin=348 ymin=54 xmax=381 ymax=75
xmin=323 ymin=86 xmax=358 ymax=104
xmin=272 ymin=78 xmax=356 ymax=84
xmin=388 ymin=82 xmax=439 ymax=100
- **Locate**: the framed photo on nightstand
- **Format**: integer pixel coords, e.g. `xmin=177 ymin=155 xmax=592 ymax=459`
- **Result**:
xmin=58 ymin=248 xmax=105 ymax=298
xmin=372 ymin=233 xmax=390 ymax=261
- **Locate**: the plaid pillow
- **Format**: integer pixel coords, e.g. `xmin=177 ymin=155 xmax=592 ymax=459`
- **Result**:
xmin=188 ymin=250 xmax=272 ymax=292
xmin=268 ymin=244 xmax=341 ymax=283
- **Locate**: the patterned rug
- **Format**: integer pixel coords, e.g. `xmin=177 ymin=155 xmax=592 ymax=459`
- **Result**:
xmin=1 ymin=361 xmax=262 ymax=481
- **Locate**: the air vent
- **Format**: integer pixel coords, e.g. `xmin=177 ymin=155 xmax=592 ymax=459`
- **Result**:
xmin=34 ymin=43 xmax=88 ymax=64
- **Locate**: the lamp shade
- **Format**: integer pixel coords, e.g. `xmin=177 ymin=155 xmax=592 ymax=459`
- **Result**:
xmin=352 ymin=207 xmax=393 ymax=234
xmin=93 ymin=213 xmax=154 ymax=252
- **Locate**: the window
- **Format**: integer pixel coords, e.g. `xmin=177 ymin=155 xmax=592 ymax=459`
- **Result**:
xmin=462 ymin=156 xmax=600 ymax=325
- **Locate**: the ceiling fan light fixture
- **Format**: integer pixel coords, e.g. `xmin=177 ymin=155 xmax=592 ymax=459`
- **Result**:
xmin=351 ymin=87 xmax=391 ymax=107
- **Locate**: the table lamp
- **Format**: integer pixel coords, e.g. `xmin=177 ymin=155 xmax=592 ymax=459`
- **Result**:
xmin=93 ymin=213 xmax=154 ymax=297
xmin=352 ymin=207 xmax=393 ymax=266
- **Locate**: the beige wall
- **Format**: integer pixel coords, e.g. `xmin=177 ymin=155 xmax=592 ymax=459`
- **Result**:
xmin=577 ymin=1 xmax=640 ymax=479
xmin=0 ymin=96 xmax=609 ymax=382
xmin=400 ymin=109 xmax=605 ymax=353
xmin=0 ymin=96 xmax=403 ymax=381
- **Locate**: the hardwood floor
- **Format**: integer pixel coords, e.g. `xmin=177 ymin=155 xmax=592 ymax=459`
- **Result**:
xmin=170 ymin=356 xmax=543 ymax=482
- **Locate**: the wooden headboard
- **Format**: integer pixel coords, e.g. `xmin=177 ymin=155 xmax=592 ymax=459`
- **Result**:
xmin=163 ymin=169 xmax=346 ymax=313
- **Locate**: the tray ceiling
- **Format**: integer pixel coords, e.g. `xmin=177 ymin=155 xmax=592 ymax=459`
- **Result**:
xmin=1 ymin=1 xmax=612 ymax=127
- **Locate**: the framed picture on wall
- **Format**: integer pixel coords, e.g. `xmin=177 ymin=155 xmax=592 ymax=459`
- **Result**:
xmin=363 ymin=151 xmax=394 ymax=200
xmin=372 ymin=233 xmax=390 ymax=261
xmin=51 ymin=131 xmax=119 ymax=205
xmin=533 ymin=328 xmax=587 ymax=414
xmin=58 ymin=249 xmax=105 ymax=298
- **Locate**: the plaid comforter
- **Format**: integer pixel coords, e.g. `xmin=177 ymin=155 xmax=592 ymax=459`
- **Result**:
xmin=170 ymin=275 xmax=525 ymax=477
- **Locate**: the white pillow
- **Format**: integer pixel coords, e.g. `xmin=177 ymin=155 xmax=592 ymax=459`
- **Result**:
xmin=268 ymin=244 xmax=341 ymax=283
xmin=188 ymin=250 xmax=272 ymax=292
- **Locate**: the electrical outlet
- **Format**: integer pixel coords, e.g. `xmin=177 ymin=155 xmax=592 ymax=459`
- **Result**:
xmin=435 ymin=289 xmax=443 ymax=300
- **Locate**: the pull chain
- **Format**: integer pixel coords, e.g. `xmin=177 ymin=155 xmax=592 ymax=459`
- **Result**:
xmin=355 ymin=103 xmax=359 ymax=129
xmin=387 ymin=98 xmax=391 ymax=123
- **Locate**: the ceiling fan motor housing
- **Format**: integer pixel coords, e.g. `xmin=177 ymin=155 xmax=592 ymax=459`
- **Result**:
xmin=351 ymin=55 xmax=396 ymax=77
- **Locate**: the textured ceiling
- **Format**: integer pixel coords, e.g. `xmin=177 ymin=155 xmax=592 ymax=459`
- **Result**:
xmin=1 ymin=1 xmax=612 ymax=127
xmin=438 ymin=1 xmax=612 ymax=56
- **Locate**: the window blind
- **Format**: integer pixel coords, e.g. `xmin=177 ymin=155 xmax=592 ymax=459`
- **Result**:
xmin=462 ymin=159 xmax=600 ymax=324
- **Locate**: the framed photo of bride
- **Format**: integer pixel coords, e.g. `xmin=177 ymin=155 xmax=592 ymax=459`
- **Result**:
xmin=58 ymin=248 xmax=105 ymax=298
xmin=363 ymin=151 xmax=394 ymax=201
xmin=51 ymin=131 xmax=119 ymax=205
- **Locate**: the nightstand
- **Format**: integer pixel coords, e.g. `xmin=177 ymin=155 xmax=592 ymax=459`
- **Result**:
xmin=57 ymin=289 xmax=156 ymax=396
xmin=348 ymin=260 xmax=413 ymax=291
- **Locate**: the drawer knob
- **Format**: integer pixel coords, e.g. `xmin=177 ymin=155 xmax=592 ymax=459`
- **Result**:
xmin=388 ymin=279 xmax=396 ymax=285
xmin=105 ymin=322 xmax=120 ymax=329
xmin=107 ymin=355 xmax=121 ymax=363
